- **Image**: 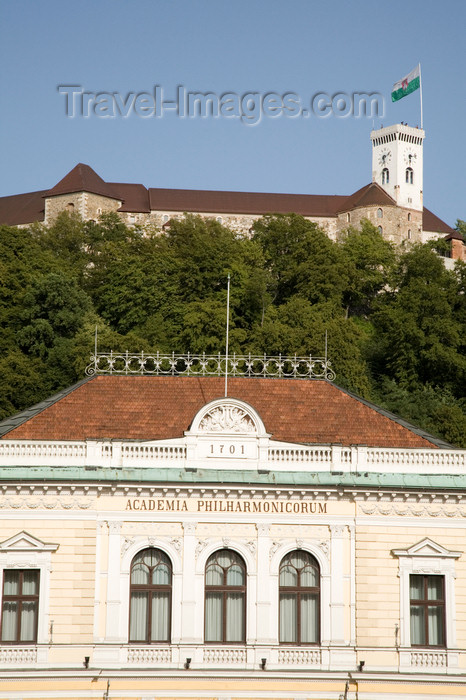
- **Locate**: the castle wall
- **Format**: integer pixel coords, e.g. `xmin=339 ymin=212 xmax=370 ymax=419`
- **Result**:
xmin=336 ymin=205 xmax=423 ymax=246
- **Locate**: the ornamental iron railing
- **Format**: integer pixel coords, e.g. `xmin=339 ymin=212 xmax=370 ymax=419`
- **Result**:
xmin=85 ymin=352 xmax=336 ymax=380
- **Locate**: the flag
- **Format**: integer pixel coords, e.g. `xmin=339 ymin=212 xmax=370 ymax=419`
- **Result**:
xmin=391 ymin=65 xmax=420 ymax=102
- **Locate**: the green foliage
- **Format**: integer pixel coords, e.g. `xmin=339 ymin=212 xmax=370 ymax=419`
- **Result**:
xmin=0 ymin=212 xmax=464 ymax=446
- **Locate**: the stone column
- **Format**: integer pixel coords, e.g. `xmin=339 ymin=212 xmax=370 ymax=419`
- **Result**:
xmin=105 ymin=520 xmax=122 ymax=641
xmin=181 ymin=521 xmax=198 ymax=643
xmin=253 ymin=523 xmax=271 ymax=645
xmin=329 ymin=524 xmax=346 ymax=644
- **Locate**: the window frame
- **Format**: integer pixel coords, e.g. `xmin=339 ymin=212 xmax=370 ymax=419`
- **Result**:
xmin=204 ymin=548 xmax=246 ymax=644
xmin=409 ymin=574 xmax=446 ymax=648
xmin=279 ymin=550 xmax=321 ymax=646
xmin=392 ymin=538 xmax=460 ymax=650
xmin=1 ymin=569 xmax=40 ymax=644
xmin=382 ymin=167 xmax=389 ymax=184
xmin=128 ymin=547 xmax=173 ymax=644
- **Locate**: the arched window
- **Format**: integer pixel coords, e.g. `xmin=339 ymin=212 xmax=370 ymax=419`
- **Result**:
xmin=407 ymin=229 xmax=412 ymax=240
xmin=408 ymin=212 xmax=412 ymax=222
xmin=205 ymin=549 xmax=246 ymax=643
xmin=346 ymin=212 xmax=351 ymax=223
xmin=66 ymin=202 xmax=74 ymax=212
xmin=382 ymin=168 xmax=389 ymax=185
xmin=406 ymin=167 xmax=414 ymax=184
xmin=279 ymin=551 xmax=320 ymax=645
xmin=377 ymin=208 xmax=383 ymax=218
xmin=129 ymin=548 xmax=172 ymax=643
xmin=378 ymin=226 xmax=383 ymax=235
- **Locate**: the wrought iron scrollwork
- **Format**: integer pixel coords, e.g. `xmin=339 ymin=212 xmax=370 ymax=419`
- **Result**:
xmin=85 ymin=352 xmax=336 ymax=380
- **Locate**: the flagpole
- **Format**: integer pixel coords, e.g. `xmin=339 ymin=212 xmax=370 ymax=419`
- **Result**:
xmin=419 ymin=63 xmax=423 ymax=129
xmin=225 ymin=273 xmax=230 ymax=398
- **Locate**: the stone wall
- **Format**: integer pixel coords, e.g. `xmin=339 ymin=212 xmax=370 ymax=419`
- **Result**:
xmin=44 ymin=192 xmax=121 ymax=225
xmin=336 ymin=205 xmax=423 ymax=246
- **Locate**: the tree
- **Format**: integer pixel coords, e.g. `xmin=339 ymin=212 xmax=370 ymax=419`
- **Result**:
xmin=252 ymin=214 xmax=348 ymax=306
xmin=339 ymin=220 xmax=395 ymax=317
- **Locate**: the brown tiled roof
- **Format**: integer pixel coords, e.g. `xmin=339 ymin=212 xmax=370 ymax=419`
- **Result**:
xmin=148 ymin=188 xmax=347 ymax=217
xmin=423 ymin=207 xmax=455 ymax=235
xmin=110 ymin=183 xmax=151 ymax=213
xmin=337 ymin=182 xmax=397 ymax=213
xmin=444 ymin=231 xmax=464 ymax=242
xmin=0 ymin=376 xmax=441 ymax=448
xmin=0 ymin=190 xmax=46 ymax=225
xmin=46 ymin=164 xmax=121 ymax=201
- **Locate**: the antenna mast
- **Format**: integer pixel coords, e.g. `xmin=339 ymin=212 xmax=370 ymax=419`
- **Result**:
xmin=225 ymin=274 xmax=230 ymax=397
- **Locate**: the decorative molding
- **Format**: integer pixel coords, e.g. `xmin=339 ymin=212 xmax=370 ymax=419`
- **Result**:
xmin=195 ymin=539 xmax=208 ymax=559
xmin=269 ymin=541 xmax=282 ymax=560
xmin=360 ymin=503 xmax=466 ymax=518
xmin=393 ymin=538 xmax=461 ymax=560
xmin=199 ymin=404 xmax=256 ymax=434
xmin=182 ymin=522 xmax=197 ymax=536
xmin=121 ymin=537 xmax=134 ymax=556
xmin=0 ymin=497 xmax=91 ymax=510
xmin=106 ymin=521 xmax=122 ymax=534
xmin=256 ymin=523 xmax=270 ymax=537
xmin=0 ymin=531 xmax=58 ymax=552
xmin=245 ymin=540 xmax=256 ymax=554
xmin=170 ymin=537 xmax=182 ymax=552
xmin=330 ymin=525 xmax=346 ymax=537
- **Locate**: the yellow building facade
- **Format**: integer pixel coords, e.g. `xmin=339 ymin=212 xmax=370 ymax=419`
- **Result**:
xmin=0 ymin=355 xmax=465 ymax=699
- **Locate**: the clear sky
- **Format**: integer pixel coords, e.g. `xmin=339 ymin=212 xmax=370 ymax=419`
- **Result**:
xmin=0 ymin=0 xmax=464 ymax=226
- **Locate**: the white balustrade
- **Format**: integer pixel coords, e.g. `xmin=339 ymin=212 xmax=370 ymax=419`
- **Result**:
xmin=0 ymin=440 xmax=464 ymax=475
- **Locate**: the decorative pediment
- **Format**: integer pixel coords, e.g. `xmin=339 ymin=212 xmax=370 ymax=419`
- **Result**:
xmin=188 ymin=398 xmax=267 ymax=437
xmin=0 ymin=531 xmax=58 ymax=552
xmin=199 ymin=404 xmax=255 ymax=434
xmin=392 ymin=538 xmax=461 ymax=559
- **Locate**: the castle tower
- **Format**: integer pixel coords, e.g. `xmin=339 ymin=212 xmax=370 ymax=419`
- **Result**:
xmin=370 ymin=123 xmax=425 ymax=212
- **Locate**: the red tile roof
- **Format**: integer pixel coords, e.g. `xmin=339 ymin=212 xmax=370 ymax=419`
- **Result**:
xmin=1 ymin=376 xmax=440 ymax=448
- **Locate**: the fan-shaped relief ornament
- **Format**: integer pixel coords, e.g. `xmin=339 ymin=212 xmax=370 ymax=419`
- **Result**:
xmin=199 ymin=404 xmax=256 ymax=434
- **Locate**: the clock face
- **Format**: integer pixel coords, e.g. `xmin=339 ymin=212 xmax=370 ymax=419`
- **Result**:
xmin=378 ymin=149 xmax=392 ymax=166
xmin=404 ymin=151 xmax=417 ymax=165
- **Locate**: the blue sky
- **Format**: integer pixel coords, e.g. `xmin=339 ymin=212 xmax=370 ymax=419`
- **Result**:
xmin=0 ymin=0 xmax=464 ymax=226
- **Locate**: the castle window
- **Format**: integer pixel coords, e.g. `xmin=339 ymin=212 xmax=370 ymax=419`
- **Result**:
xmin=408 ymin=213 xmax=411 ymax=222
xmin=382 ymin=168 xmax=389 ymax=185
xmin=162 ymin=215 xmax=169 ymax=223
xmin=1 ymin=570 xmax=39 ymax=643
xmin=66 ymin=202 xmax=74 ymax=212
xmin=216 ymin=217 xmax=223 ymax=224
xmin=378 ymin=226 xmax=383 ymax=235
xmin=346 ymin=213 xmax=350 ymax=223
xmin=408 ymin=229 xmax=412 ymax=240
xmin=377 ymin=208 xmax=383 ymax=218
xmin=410 ymin=575 xmax=445 ymax=647
xmin=205 ymin=549 xmax=246 ymax=643
xmin=406 ymin=167 xmax=414 ymax=184
xmin=129 ymin=548 xmax=172 ymax=643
